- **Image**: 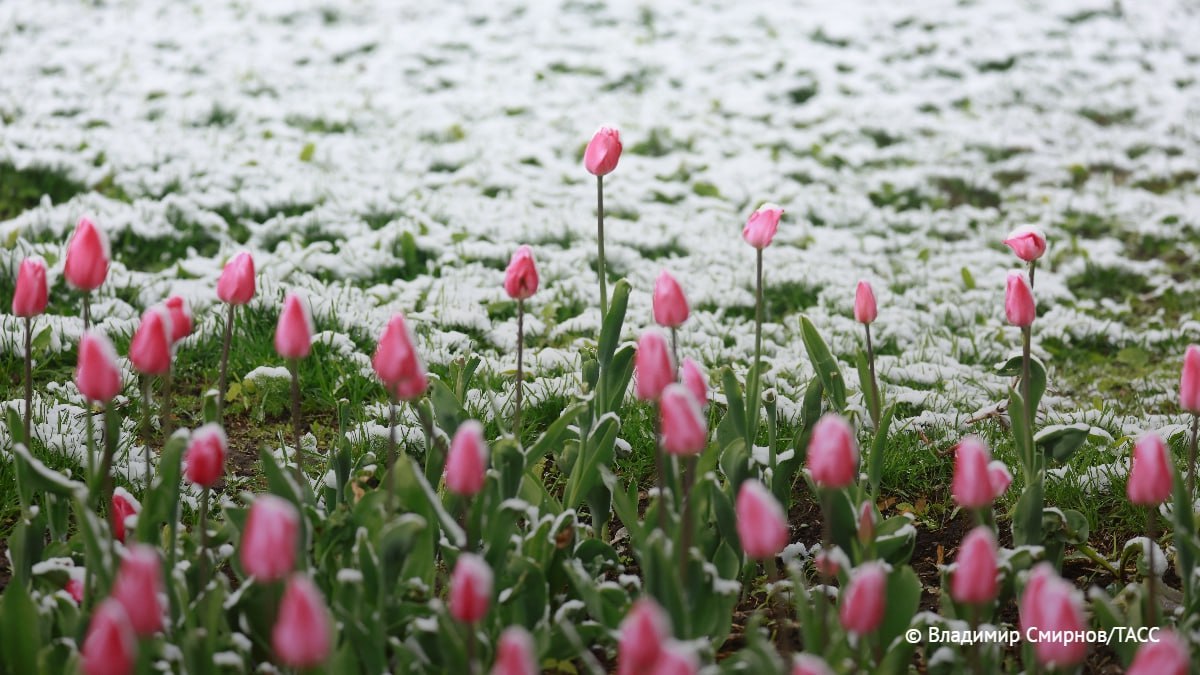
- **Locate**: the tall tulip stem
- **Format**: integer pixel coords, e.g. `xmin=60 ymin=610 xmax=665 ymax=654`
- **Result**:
xmin=23 ymin=316 xmax=33 ymax=445
xmin=141 ymin=375 xmax=153 ymax=486
xmin=1027 ymin=259 xmax=1037 ymax=290
xmin=766 ymin=557 xmax=790 ymax=657
xmin=288 ymin=358 xmax=304 ymax=485
xmin=515 ymin=299 xmax=525 ymax=441
xmin=670 ymin=327 xmax=679 ymax=376
xmin=198 ymin=488 xmax=210 ymax=583
xmin=218 ymin=303 xmax=235 ymax=422
xmin=162 ymin=367 xmax=174 ymax=440
xmin=817 ymin=489 xmax=834 ymax=645
xmin=82 ymin=294 xmax=91 ymax=332
xmin=100 ymin=405 xmax=117 ymax=524
xmin=1188 ymin=414 xmax=1198 ymax=499
xmin=749 ymin=248 xmax=764 ymax=446
xmin=596 ymin=174 xmax=607 ymax=319
xmin=678 ymin=457 xmax=696 ymax=585
xmin=864 ymin=323 xmax=880 ymax=426
xmin=387 ymin=395 xmax=399 ymax=512
xmin=653 ymin=404 xmax=667 ymax=533
xmin=1146 ymin=508 xmax=1158 ymax=625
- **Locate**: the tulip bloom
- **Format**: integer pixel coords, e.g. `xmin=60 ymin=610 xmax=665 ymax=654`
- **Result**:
xmin=185 ymin=424 xmax=227 ymax=488
xmin=372 ymin=313 xmax=428 ymax=402
xmin=275 ymin=292 xmax=314 ymax=360
xmin=129 ymin=307 xmax=173 ymax=376
xmin=652 ymin=270 xmax=689 ymax=328
xmin=12 ymin=256 xmax=48 ymax=317
xmin=272 ymin=574 xmax=333 ymax=669
xmin=814 ymin=548 xmax=844 ymax=579
xmin=636 ymin=330 xmax=675 ymax=402
xmin=792 ymin=654 xmax=835 ymax=675
xmin=1127 ymin=433 xmax=1172 ymax=505
xmin=1002 ymin=225 xmax=1047 ymax=262
xmin=742 ymin=203 xmax=784 ymax=249
xmin=617 ymin=599 xmax=670 ymax=675
xmin=449 ymin=553 xmax=493 ymax=624
xmin=951 ymin=527 xmax=998 ymax=604
xmin=952 ymin=436 xmax=994 ymax=509
xmin=110 ymin=545 xmax=165 ymax=636
xmin=583 ymin=126 xmax=622 ymax=176
xmin=64 ymin=217 xmax=110 ymax=292
xmin=66 ymin=574 xmax=85 ymax=604
xmin=163 ymin=296 xmax=193 ymax=344
xmin=988 ymin=460 xmax=1012 ymax=499
xmin=1181 ymin=345 xmax=1200 ymax=414
xmin=651 ymin=642 xmax=699 ymax=675
xmin=736 ymin=480 xmax=789 ymax=559
xmin=217 ymin=252 xmax=256 ymax=305
xmin=680 ymin=358 xmax=708 ymax=409
xmin=857 ymin=500 xmax=876 ymax=545
xmin=76 ymin=331 xmax=122 ymax=402
xmin=1020 ymin=563 xmax=1087 ymax=668
xmin=1004 ymin=271 xmax=1035 ymax=327
xmin=503 ymin=245 xmax=539 ymax=300
xmin=659 ymin=384 xmax=707 ymax=455
xmin=110 ymin=488 xmax=141 ymax=543
xmin=839 ymin=562 xmax=887 ymax=636
xmin=491 ymin=627 xmax=538 ymax=675
xmin=240 ymin=494 xmax=300 ymax=581
xmin=854 ymin=280 xmax=877 ymax=324
xmin=445 ymin=420 xmax=488 ymax=496
xmin=81 ymin=599 xmax=136 ymax=675
xmin=807 ymin=414 xmax=859 ymax=488
xmin=1127 ymin=630 xmax=1190 ymax=675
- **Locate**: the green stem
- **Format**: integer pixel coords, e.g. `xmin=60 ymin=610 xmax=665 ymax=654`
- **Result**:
xmin=23 ymin=316 xmax=32 ymax=446
xmin=596 ymin=174 xmax=607 ymax=319
xmin=670 ymin=327 xmax=679 ymax=377
xmin=387 ymin=395 xmax=398 ymax=512
xmin=142 ymin=375 xmax=153 ymax=488
xmin=1146 ymin=508 xmax=1157 ymax=625
xmin=678 ymin=457 xmax=696 ymax=585
xmin=865 ymin=323 xmax=880 ymax=427
xmin=748 ymin=247 xmax=764 ymax=447
xmin=1076 ymin=542 xmax=1120 ymax=577
xmin=515 ymin=299 xmax=524 ymax=442
xmin=218 ymin=303 xmax=235 ymax=423
xmin=1028 ymin=259 xmax=1037 ymax=290
xmin=1188 ymin=414 xmax=1198 ymax=499
xmin=198 ymin=488 xmax=210 ymax=584
xmin=289 ymin=358 xmax=304 ymax=486
xmin=162 ymin=366 xmax=174 ymax=442
xmin=100 ymin=405 xmax=117 ymax=526
xmin=766 ymin=557 xmax=789 ymax=657
xmin=653 ymin=403 xmax=667 ymax=533
xmin=817 ymin=489 xmax=833 ymax=647
xmin=83 ymin=294 xmax=91 ymax=332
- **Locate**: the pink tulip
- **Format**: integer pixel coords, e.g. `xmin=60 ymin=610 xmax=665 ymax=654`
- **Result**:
xmin=12 ymin=256 xmax=48 ymax=317
xmin=1005 ymin=271 xmax=1035 ymax=327
xmin=988 ymin=460 xmax=1012 ymax=499
xmin=490 ymin=626 xmax=538 ymax=675
xmin=1020 ymin=563 xmax=1087 ymax=668
xmin=651 ymin=642 xmax=699 ymax=675
xmin=814 ymin=548 xmax=844 ymax=578
xmin=272 ymin=574 xmax=333 ymax=669
xmin=1127 ymin=432 xmax=1172 ymax=506
xmin=839 ymin=562 xmax=886 ymax=636
xmin=66 ymin=574 xmax=85 ymax=604
xmin=1180 ymin=345 xmax=1200 ymax=414
xmin=1127 ymin=630 xmax=1190 ymax=675
xmin=792 ymin=654 xmax=835 ymax=675
xmin=854 ymin=280 xmax=877 ymax=324
xmin=110 ymin=488 xmax=141 ymax=543
xmin=1003 ymin=225 xmax=1047 ymax=262
xmin=583 ymin=126 xmax=622 ymax=176
xmin=64 ymin=217 xmax=110 ymax=292
xmin=164 ymin=296 xmax=193 ymax=343
xmin=736 ymin=480 xmax=789 ymax=559
xmin=635 ymin=330 xmax=674 ymax=401
xmin=680 ymin=358 xmax=708 ymax=409
xmin=951 ymin=526 xmax=998 ymax=605
xmin=445 ymin=420 xmax=488 ymax=496
xmin=807 ymin=414 xmax=859 ymax=488
xmin=742 ymin=203 xmax=784 ymax=249
xmin=504 ymin=245 xmax=539 ymax=300
xmin=129 ymin=306 xmax=173 ymax=376
xmin=952 ymin=436 xmax=994 ymax=509
xmin=652 ymin=270 xmax=689 ymax=328
xmin=110 ymin=545 xmax=165 ymax=636
xmin=659 ymin=384 xmax=707 ymax=455
xmin=449 ymin=553 xmax=493 ymax=624
xmin=217 ymin=252 xmax=256 ymax=305
xmin=239 ymin=494 xmax=299 ymax=581
xmin=617 ymin=599 xmax=670 ymax=675
xmin=185 ymin=424 xmax=228 ymax=489
xmin=76 ymin=331 xmax=122 ymax=402
xmin=81 ymin=599 xmax=136 ymax=675
xmin=274 ymin=292 xmax=314 ymax=360
xmin=857 ymin=500 xmax=876 ymax=544
xmin=372 ymin=313 xmax=429 ymax=402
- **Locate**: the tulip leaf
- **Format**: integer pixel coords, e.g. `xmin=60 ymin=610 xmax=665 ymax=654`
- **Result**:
xmin=717 ymin=367 xmax=747 ymax=448
xmin=868 ymin=404 xmax=895 ymax=498
xmin=563 ymin=414 xmax=619 ymax=510
xmin=605 ymin=343 xmax=636 ymax=413
xmin=0 ymin=577 xmax=41 ymax=673
xmin=878 ymin=565 xmax=921 ymax=659
xmin=800 ymin=315 xmax=846 ymax=412
xmin=1034 ymin=423 xmax=1090 ymax=465
xmin=136 ymin=433 xmax=186 ymax=544
xmin=525 ymin=403 xmax=585 ymax=469
xmin=995 ymin=354 xmax=1047 ymax=414
xmin=11 ymin=442 xmax=86 ymax=502
xmin=598 ymin=279 xmax=631 ymax=369
xmin=1011 ymin=472 xmax=1043 ymax=549
xmin=855 ymin=348 xmax=881 ymax=427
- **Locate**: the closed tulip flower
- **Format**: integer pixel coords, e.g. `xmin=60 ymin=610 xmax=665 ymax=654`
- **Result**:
xmin=449 ymin=553 xmax=493 ymax=624
xmin=217 ymin=252 xmax=256 ymax=305
xmin=129 ymin=306 xmax=173 ymax=376
xmin=659 ymin=384 xmax=707 ymax=455
xmin=988 ymin=460 xmax=1013 ymax=499
xmin=839 ymin=562 xmax=887 ymax=636
xmin=857 ymin=500 xmax=876 ymax=545
xmin=583 ymin=126 xmax=622 ymax=176
xmin=1003 ymin=224 xmax=1047 ymax=262
xmin=503 ymin=245 xmax=539 ymax=300
xmin=64 ymin=217 xmax=110 ymax=292
xmin=12 ymin=256 xmax=48 ymax=317
xmin=1180 ymin=345 xmax=1200 ymax=414
xmin=163 ymin=296 xmax=193 ymax=343
xmin=617 ymin=599 xmax=670 ymax=675
xmin=66 ymin=573 xmax=85 ymax=605
xmin=736 ymin=480 xmax=789 ymax=559
xmin=239 ymin=494 xmax=300 ymax=581
xmin=372 ymin=313 xmax=429 ymax=401
xmin=635 ymin=330 xmax=674 ymax=401
xmin=1127 ymin=432 xmax=1172 ymax=506
xmin=1005 ymin=271 xmax=1035 ymax=327
xmin=1127 ymin=630 xmax=1190 ymax=675
xmin=81 ymin=599 xmax=136 ymax=675
xmin=807 ymin=413 xmax=859 ymax=488
xmin=272 ymin=574 xmax=333 ymax=669
xmin=491 ymin=626 xmax=538 ymax=675
xmin=742 ymin=203 xmax=784 ymax=249
xmin=951 ymin=526 xmax=998 ymax=605
xmin=185 ymin=424 xmax=227 ymax=488
xmin=76 ymin=331 xmax=122 ymax=402
xmin=110 ymin=488 xmax=141 ymax=543
xmin=652 ymin=270 xmax=689 ymax=328
xmin=854 ymin=280 xmax=877 ymax=324
xmin=952 ymin=436 xmax=994 ymax=509
xmin=110 ymin=545 xmax=165 ymax=636
xmin=651 ymin=642 xmax=699 ymax=675
xmin=1020 ymin=563 xmax=1087 ymax=668
xmin=274 ymin=292 xmax=314 ymax=360
xmin=445 ymin=420 xmax=488 ymax=496
xmin=680 ymin=358 xmax=708 ymax=409
xmin=792 ymin=654 xmax=835 ymax=675
xmin=814 ymin=548 xmax=845 ymax=579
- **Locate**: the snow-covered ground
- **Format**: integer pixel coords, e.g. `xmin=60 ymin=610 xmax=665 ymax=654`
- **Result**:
xmin=1 ymin=0 xmax=1199 ymax=480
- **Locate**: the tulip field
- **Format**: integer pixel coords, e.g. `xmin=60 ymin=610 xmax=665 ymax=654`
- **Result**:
xmin=2 ymin=0 xmax=1200 ymax=673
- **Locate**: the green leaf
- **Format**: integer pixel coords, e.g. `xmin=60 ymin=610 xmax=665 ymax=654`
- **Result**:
xmin=877 ymin=565 xmax=921 ymax=655
xmin=136 ymin=434 xmax=186 ymax=543
xmin=855 ymin=349 xmax=881 ymax=427
xmin=995 ymin=354 xmax=1047 ymax=413
xmin=717 ymin=367 xmax=747 ymax=446
xmin=525 ymin=403 xmax=585 ymax=469
xmin=563 ymin=414 xmax=619 ymax=509
xmin=960 ymin=266 xmax=976 ymax=290
xmin=868 ymin=404 xmax=895 ymax=498
xmin=11 ymin=442 xmax=86 ymax=501
xmin=598 ymin=279 xmax=631 ymax=368
xmin=0 ymin=579 xmax=41 ymax=673
xmin=299 ymin=142 xmax=316 ymax=162
xmin=605 ymin=343 xmax=636 ymax=413
xmin=1011 ymin=474 xmax=1043 ymax=548
xmin=1034 ymin=423 xmax=1090 ymax=464
xmin=800 ymin=315 xmax=846 ymax=412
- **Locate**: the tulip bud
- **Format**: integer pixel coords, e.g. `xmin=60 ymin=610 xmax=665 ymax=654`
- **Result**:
xmin=584 ymin=126 xmax=622 ymax=176
xmin=652 ymin=270 xmax=689 ymax=328
xmin=659 ymin=384 xmax=707 ymax=455
xmin=951 ymin=526 xmax=998 ymax=605
xmin=807 ymin=413 xmax=859 ymax=488
xmin=1005 ymin=270 xmax=1035 ymax=327
xmin=76 ymin=331 xmax=122 ymax=402
xmin=128 ymin=306 xmax=173 ymax=376
xmin=651 ymin=642 xmax=699 ymax=675
xmin=1002 ymin=224 xmax=1047 ymax=262
xmin=736 ymin=480 xmax=789 ymax=559
xmin=64 ymin=217 xmax=110 ymax=292
xmin=164 ymin=296 xmax=193 ymax=344
xmin=274 ymin=292 xmax=314 ymax=360
xmin=240 ymin=494 xmax=300 ymax=581
xmin=272 ymin=574 xmax=333 ymax=669
xmin=1127 ymin=630 xmax=1189 ymax=675
xmin=680 ymin=358 xmax=708 ymax=409
xmin=1127 ymin=432 xmax=1172 ymax=506
xmin=372 ymin=313 xmax=429 ymax=401
xmin=503 ymin=245 xmax=539 ymax=300
xmin=617 ymin=599 xmax=670 ymax=675
xmin=110 ymin=544 xmax=165 ymax=636
xmin=988 ymin=460 xmax=1012 ymax=499
xmin=635 ymin=330 xmax=674 ymax=402
xmin=792 ymin=654 xmax=835 ymax=675
xmin=490 ymin=626 xmax=538 ymax=675
xmin=110 ymin=487 xmax=141 ymax=543
xmin=66 ymin=572 xmax=85 ymax=605
xmin=742 ymin=203 xmax=784 ymax=249
xmin=81 ymin=599 xmax=136 ymax=675
xmin=857 ymin=500 xmax=877 ymax=545
xmin=1180 ymin=345 xmax=1200 ymax=414
xmin=449 ymin=553 xmax=493 ymax=624
xmin=217 ymin=252 xmax=256 ymax=305
xmin=445 ymin=420 xmax=488 ymax=496
xmin=854 ymin=280 xmax=877 ymax=324
xmin=839 ymin=562 xmax=887 ymax=636
xmin=952 ymin=436 xmax=994 ymax=509
xmin=814 ymin=547 xmax=845 ymax=579
xmin=12 ymin=256 xmax=49 ymax=317
xmin=1020 ymin=563 xmax=1087 ymax=668
xmin=185 ymin=424 xmax=228 ymax=488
